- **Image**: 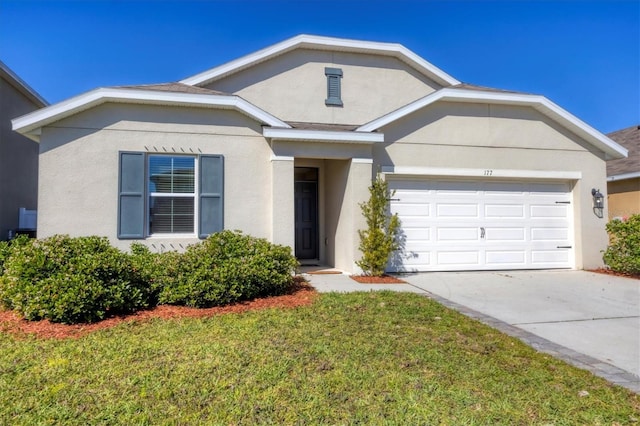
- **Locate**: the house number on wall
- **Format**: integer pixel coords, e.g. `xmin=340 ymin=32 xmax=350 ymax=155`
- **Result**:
xmin=483 ymin=170 xmax=493 ymax=176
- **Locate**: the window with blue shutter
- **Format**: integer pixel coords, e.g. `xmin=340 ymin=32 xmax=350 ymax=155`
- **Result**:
xmin=118 ymin=152 xmax=145 ymax=238
xmin=325 ymin=67 xmax=343 ymax=106
xmin=117 ymin=152 xmax=224 ymax=239
xmin=199 ymin=155 xmax=224 ymax=238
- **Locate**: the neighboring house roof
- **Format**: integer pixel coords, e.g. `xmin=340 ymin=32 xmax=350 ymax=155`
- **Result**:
xmin=180 ymin=34 xmax=461 ymax=87
xmin=12 ymin=86 xmax=291 ymax=141
xmin=357 ymin=86 xmax=628 ymax=160
xmin=606 ymin=125 xmax=640 ymax=181
xmin=0 ymin=60 xmax=48 ymax=107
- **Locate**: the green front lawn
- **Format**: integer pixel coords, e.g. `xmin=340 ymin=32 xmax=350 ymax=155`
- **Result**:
xmin=1 ymin=292 xmax=638 ymax=424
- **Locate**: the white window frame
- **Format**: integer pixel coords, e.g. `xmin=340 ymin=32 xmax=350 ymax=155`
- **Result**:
xmin=146 ymin=154 xmax=199 ymax=238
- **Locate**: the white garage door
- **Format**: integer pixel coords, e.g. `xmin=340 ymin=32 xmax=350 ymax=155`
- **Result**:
xmin=388 ymin=179 xmax=574 ymax=272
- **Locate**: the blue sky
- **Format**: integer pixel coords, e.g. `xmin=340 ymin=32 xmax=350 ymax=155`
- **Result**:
xmin=1 ymin=0 xmax=638 ymax=134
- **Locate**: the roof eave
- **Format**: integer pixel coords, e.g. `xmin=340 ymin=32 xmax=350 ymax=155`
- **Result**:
xmin=180 ymin=34 xmax=460 ymax=88
xmin=607 ymin=171 xmax=640 ymax=182
xmin=0 ymin=60 xmax=48 ymax=107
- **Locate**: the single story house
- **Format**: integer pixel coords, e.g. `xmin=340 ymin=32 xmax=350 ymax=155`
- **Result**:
xmin=13 ymin=35 xmax=627 ymax=273
xmin=0 ymin=60 xmax=47 ymax=240
xmin=606 ymin=125 xmax=639 ymax=220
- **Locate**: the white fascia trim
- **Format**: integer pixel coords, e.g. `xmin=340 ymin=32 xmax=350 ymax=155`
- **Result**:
xmin=358 ymin=88 xmax=628 ymax=160
xmin=352 ymin=158 xmax=374 ymax=164
xmin=180 ymin=34 xmax=460 ymax=87
xmin=264 ymin=127 xmax=384 ymax=144
xmin=381 ymin=166 xmax=582 ymax=180
xmin=270 ymin=155 xmax=295 ymax=162
xmin=607 ymin=171 xmax=640 ymax=182
xmin=12 ymin=87 xmax=290 ymax=142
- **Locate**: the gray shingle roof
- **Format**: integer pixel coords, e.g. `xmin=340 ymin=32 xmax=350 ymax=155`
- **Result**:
xmin=451 ymin=83 xmax=532 ymax=95
xmin=606 ymin=125 xmax=639 ymax=177
xmin=287 ymin=121 xmax=360 ymax=132
xmin=115 ymin=82 xmax=230 ymax=96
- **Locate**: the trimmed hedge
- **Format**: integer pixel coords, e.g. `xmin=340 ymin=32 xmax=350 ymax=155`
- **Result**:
xmin=157 ymin=231 xmax=299 ymax=307
xmin=603 ymin=214 xmax=640 ymax=275
xmin=0 ymin=235 xmax=149 ymax=324
xmin=0 ymin=232 xmax=299 ymax=324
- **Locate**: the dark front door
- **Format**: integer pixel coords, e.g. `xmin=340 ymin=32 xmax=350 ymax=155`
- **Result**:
xmin=294 ymin=168 xmax=318 ymax=260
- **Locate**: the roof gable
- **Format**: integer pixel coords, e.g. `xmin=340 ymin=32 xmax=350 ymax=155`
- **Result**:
xmin=180 ymin=34 xmax=460 ymax=88
xmin=12 ymin=87 xmax=290 ymax=142
xmin=357 ymin=87 xmax=628 ymax=160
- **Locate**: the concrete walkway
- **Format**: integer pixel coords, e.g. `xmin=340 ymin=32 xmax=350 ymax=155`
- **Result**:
xmin=304 ymin=269 xmax=640 ymax=393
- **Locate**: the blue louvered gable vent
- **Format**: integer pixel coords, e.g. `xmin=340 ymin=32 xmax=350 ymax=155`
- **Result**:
xmin=325 ymin=67 xmax=343 ymax=106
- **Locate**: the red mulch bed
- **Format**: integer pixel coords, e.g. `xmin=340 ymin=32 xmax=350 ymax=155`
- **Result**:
xmin=0 ymin=282 xmax=317 ymax=340
xmin=350 ymin=275 xmax=407 ymax=284
xmin=588 ymin=268 xmax=640 ymax=280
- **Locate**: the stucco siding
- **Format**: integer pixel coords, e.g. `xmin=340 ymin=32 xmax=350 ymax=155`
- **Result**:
xmin=0 ymin=76 xmax=40 ymax=240
xmin=607 ymin=178 xmax=640 ymax=219
xmin=381 ymin=102 xmax=595 ymax=153
xmin=206 ymin=49 xmax=442 ymax=125
xmin=38 ymin=104 xmax=273 ymax=251
xmin=374 ymin=102 xmax=610 ymax=270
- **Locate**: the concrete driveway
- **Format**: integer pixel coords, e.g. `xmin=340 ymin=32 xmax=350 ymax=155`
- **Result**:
xmin=405 ymin=270 xmax=640 ymax=388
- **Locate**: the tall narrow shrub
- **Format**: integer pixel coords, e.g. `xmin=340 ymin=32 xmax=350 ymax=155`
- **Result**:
xmin=357 ymin=173 xmax=401 ymax=276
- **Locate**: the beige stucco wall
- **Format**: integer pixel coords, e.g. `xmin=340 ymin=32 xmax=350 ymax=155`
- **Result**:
xmin=38 ymin=103 xmax=274 ymax=252
xmin=607 ymin=178 xmax=640 ymax=219
xmin=0 ymin=76 xmax=40 ymax=240
xmin=206 ymin=49 xmax=442 ymax=125
xmin=319 ymin=159 xmax=371 ymax=272
xmin=34 ymin=94 xmax=614 ymax=272
xmin=375 ymin=101 xmax=610 ymax=270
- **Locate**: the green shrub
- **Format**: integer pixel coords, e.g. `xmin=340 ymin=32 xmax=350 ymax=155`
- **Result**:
xmin=129 ymin=243 xmax=182 ymax=303
xmin=0 ymin=241 xmax=9 ymax=276
xmin=357 ymin=173 xmax=401 ymax=276
xmin=603 ymin=214 xmax=640 ymax=275
xmin=158 ymin=230 xmax=298 ymax=307
xmin=0 ymin=235 xmax=31 ymax=276
xmin=0 ymin=235 xmax=150 ymax=324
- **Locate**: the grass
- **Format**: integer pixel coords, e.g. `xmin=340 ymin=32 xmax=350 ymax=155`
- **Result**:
xmin=1 ymin=291 xmax=638 ymax=425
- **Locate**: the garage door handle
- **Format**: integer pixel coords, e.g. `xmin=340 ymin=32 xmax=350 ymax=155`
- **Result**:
xmin=480 ymin=227 xmax=485 ymax=239
xmin=557 ymin=246 xmax=572 ymax=249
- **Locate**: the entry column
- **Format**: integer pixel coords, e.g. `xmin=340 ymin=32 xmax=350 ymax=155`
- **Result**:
xmin=346 ymin=158 xmax=373 ymax=273
xmin=271 ymin=155 xmax=295 ymax=250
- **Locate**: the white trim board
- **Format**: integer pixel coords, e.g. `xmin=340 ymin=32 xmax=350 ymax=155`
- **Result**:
xmin=608 ymin=171 xmax=640 ymax=182
xmin=12 ymin=87 xmax=291 ymax=142
xmin=381 ymin=166 xmax=582 ymax=180
xmin=270 ymin=155 xmax=295 ymax=162
xmin=180 ymin=34 xmax=460 ymax=87
xmin=358 ymin=88 xmax=628 ymax=161
xmin=264 ymin=127 xmax=383 ymax=144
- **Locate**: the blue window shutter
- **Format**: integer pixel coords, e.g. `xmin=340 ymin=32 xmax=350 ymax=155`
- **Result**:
xmin=199 ymin=155 xmax=224 ymax=238
xmin=325 ymin=67 xmax=343 ymax=106
xmin=118 ymin=152 xmax=145 ymax=238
